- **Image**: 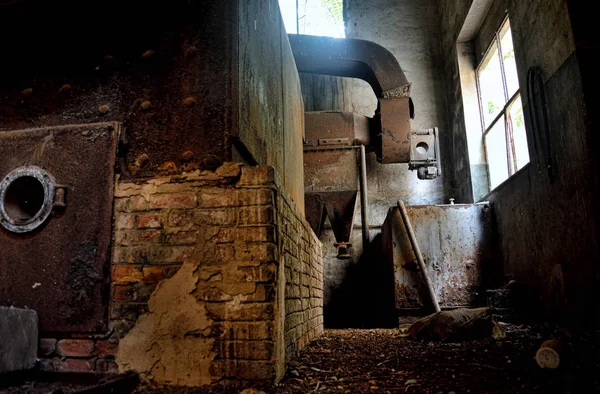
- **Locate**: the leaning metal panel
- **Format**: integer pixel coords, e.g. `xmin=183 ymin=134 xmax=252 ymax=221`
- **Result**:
xmin=0 ymin=123 xmax=119 ymax=332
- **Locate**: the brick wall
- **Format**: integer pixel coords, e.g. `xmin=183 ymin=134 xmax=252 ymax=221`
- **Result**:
xmin=279 ymin=188 xmax=323 ymax=364
xmin=37 ymin=163 xmax=323 ymax=386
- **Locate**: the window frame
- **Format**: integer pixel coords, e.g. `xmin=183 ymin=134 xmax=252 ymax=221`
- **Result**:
xmin=475 ymin=17 xmax=525 ymax=190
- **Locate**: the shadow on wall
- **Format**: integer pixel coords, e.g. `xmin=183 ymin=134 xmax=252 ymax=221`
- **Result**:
xmin=324 ymin=234 xmax=397 ymax=328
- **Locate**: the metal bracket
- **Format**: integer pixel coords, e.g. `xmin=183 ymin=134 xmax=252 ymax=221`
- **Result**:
xmin=408 ymin=127 xmax=441 ymax=180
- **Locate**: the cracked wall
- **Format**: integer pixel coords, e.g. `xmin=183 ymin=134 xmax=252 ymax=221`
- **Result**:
xmin=35 ymin=163 xmax=323 ymax=386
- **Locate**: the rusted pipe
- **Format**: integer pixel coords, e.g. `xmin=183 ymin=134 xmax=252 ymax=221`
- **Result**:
xmin=359 ymin=145 xmax=370 ymax=249
xmin=396 ymin=200 xmax=441 ymax=312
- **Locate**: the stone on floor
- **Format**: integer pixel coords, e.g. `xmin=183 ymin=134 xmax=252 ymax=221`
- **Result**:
xmin=0 ymin=306 xmax=38 ymax=374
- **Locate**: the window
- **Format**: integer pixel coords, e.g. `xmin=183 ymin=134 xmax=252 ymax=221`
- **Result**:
xmin=279 ymin=0 xmax=345 ymax=38
xmin=476 ymin=18 xmax=529 ymax=190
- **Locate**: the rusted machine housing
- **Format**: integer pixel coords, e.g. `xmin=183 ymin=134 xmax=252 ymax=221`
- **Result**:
xmin=0 ymin=0 xmax=305 ymax=333
xmin=382 ymin=203 xmax=496 ymax=312
xmin=291 ymin=34 xmax=441 ymax=257
xmin=303 ymin=112 xmax=370 ymax=258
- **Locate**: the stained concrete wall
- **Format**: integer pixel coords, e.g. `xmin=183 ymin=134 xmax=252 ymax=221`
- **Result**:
xmin=438 ymin=0 xmax=600 ymax=325
xmin=303 ymin=0 xmax=449 ymax=327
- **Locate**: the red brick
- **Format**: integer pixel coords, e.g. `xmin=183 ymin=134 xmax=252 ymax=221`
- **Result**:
xmin=214 ymin=226 xmax=275 ymax=243
xmin=215 ymin=244 xmax=235 ymax=260
xmin=142 ymin=266 xmax=164 ymax=283
xmin=115 ymin=230 xmax=162 ymax=246
xmin=57 ymin=339 xmax=95 ymax=358
xmin=206 ymin=302 xmax=273 ymax=321
xmin=238 ymin=167 xmax=275 ymax=186
xmin=240 ymin=263 xmax=276 ymax=283
xmin=162 ymin=265 xmax=182 ymax=279
xmin=166 ymin=231 xmax=197 ymax=245
xmin=112 ymin=266 xmax=143 ymax=283
xmin=218 ymin=340 xmax=274 ymax=360
xmin=64 ymin=358 xmax=95 ymax=372
xmin=167 ymin=211 xmax=194 ymax=228
xmin=238 ymin=206 xmax=274 ymax=225
xmin=137 ymin=213 xmax=164 ymax=229
xmin=95 ymin=340 xmax=118 ymax=358
xmin=113 ymin=246 xmax=194 ymax=264
xmin=113 ymin=284 xmax=134 ymax=301
xmin=193 ymin=209 xmax=236 ymax=225
xmin=149 ymin=192 xmax=197 ymax=209
xmin=129 ymin=195 xmax=149 ymax=211
xmin=116 ymin=214 xmax=135 ymax=230
xmin=235 ymin=243 xmax=277 ymax=261
xmin=96 ymin=359 xmax=118 ymax=373
xmin=199 ymin=189 xmax=272 ymax=208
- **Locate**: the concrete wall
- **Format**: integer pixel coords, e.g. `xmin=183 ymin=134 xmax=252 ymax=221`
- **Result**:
xmin=438 ymin=0 xmax=599 ymax=325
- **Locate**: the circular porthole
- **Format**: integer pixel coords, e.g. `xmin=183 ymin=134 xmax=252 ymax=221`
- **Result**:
xmin=0 ymin=166 xmax=56 ymax=233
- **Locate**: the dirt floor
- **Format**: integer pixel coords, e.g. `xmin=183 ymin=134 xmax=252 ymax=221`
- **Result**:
xmin=136 ymin=323 xmax=599 ymax=394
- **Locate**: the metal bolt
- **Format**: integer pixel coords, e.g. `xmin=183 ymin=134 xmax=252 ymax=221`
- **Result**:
xmin=142 ymin=49 xmax=154 ymax=59
xmin=449 ymin=198 xmax=455 ymax=205
xmin=183 ymin=97 xmax=197 ymax=107
xmin=181 ymin=151 xmax=194 ymax=161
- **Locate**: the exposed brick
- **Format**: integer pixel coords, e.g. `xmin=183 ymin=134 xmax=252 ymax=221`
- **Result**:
xmin=114 ymin=246 xmax=194 ymax=264
xmin=215 ymin=359 xmax=274 ymax=380
xmin=166 ymin=231 xmax=197 ymax=245
xmin=234 ymin=242 xmax=277 ymax=261
xmin=206 ymin=302 xmax=273 ymax=321
xmin=200 ymin=189 xmax=272 ymax=208
xmin=149 ymin=192 xmax=197 ymax=209
xmin=214 ymin=226 xmax=275 ymax=243
xmin=96 ymin=359 xmax=119 ymax=373
xmin=113 ymin=284 xmax=134 ymax=301
xmin=129 ymin=195 xmax=149 ymax=211
xmin=238 ymin=206 xmax=274 ymax=225
xmin=194 ymin=209 xmax=237 ymax=226
xmin=162 ymin=265 xmax=182 ymax=279
xmin=239 ymin=263 xmax=276 ymax=283
xmin=112 ymin=266 xmax=143 ymax=283
xmin=116 ymin=214 xmax=135 ymax=229
xmin=39 ymin=338 xmax=57 ymax=357
xmin=215 ymin=244 xmax=235 ymax=260
xmin=137 ymin=213 xmax=164 ymax=229
xmin=218 ymin=340 xmax=274 ymax=360
xmin=167 ymin=210 xmax=194 ymax=228
xmin=110 ymin=303 xmax=149 ymax=321
xmin=115 ymin=230 xmax=162 ymax=246
xmin=238 ymin=166 xmax=275 ymax=186
xmin=95 ymin=340 xmax=118 ymax=358
xmin=142 ymin=266 xmax=164 ymax=283
xmin=64 ymin=358 xmax=96 ymax=372
xmin=57 ymin=339 xmax=95 ymax=358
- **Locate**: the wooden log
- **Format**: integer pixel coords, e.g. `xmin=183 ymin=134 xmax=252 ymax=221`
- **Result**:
xmin=536 ymin=339 xmax=563 ymax=369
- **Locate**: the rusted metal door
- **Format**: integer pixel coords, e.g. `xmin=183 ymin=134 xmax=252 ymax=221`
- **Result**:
xmin=0 ymin=123 xmax=119 ymax=332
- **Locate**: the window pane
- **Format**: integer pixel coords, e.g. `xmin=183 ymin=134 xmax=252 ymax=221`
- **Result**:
xmin=508 ymin=96 xmax=530 ymax=171
xmin=500 ymin=21 xmax=519 ymax=97
xmin=485 ymin=117 xmax=509 ymax=190
xmin=279 ymin=0 xmax=299 ymax=34
xmin=478 ymin=42 xmax=505 ymax=128
xmin=298 ymin=0 xmax=345 ymax=38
